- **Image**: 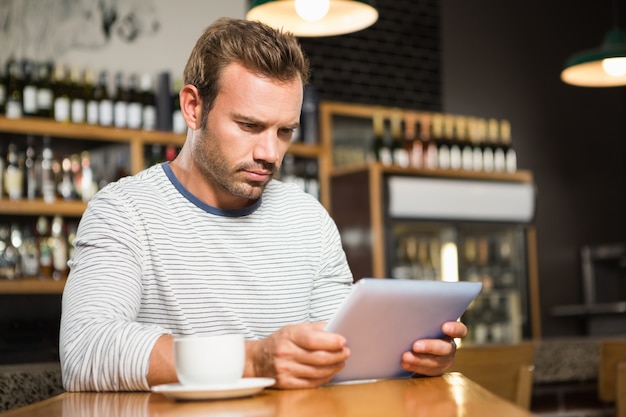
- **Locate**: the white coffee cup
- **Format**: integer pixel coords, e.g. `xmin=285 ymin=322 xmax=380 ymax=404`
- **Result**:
xmin=174 ymin=334 xmax=245 ymax=386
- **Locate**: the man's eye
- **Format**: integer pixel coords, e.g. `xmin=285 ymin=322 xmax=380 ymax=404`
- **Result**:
xmin=278 ymin=128 xmax=295 ymax=139
xmin=239 ymin=122 xmax=257 ymax=130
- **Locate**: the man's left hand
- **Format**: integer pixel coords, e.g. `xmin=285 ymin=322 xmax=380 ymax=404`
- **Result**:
xmin=401 ymin=321 xmax=467 ymax=376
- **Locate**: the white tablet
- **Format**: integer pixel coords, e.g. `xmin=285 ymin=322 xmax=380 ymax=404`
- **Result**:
xmin=325 ymin=278 xmax=482 ymax=383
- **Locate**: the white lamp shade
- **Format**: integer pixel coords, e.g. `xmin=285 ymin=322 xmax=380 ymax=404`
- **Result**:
xmin=246 ymin=0 xmax=378 ymax=37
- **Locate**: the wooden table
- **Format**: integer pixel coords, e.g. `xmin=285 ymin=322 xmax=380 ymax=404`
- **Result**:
xmin=0 ymin=373 xmax=536 ymax=417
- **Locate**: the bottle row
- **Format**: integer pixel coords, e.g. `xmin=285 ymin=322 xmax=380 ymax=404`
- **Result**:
xmin=0 ymin=136 xmax=180 ymax=203
xmin=278 ymin=154 xmax=320 ymax=200
xmin=334 ymin=110 xmax=518 ymax=173
xmin=0 ymin=58 xmax=187 ymax=134
xmin=0 ymin=216 xmax=76 ymax=281
xmin=462 ymin=292 xmax=522 ymax=345
xmin=391 ymin=230 xmax=519 ymax=291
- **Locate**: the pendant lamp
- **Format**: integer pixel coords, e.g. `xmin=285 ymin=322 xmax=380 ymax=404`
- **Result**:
xmin=561 ymin=1 xmax=626 ymax=87
xmin=246 ymin=0 xmax=378 ymax=37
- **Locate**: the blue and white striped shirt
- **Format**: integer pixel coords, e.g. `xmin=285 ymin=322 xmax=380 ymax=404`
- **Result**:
xmin=60 ymin=163 xmax=353 ymax=391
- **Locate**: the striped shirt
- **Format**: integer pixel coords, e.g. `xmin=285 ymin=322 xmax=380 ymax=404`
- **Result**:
xmin=60 ymin=163 xmax=354 ymax=392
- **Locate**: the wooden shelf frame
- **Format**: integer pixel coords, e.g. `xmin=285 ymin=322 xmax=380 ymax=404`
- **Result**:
xmin=0 ymin=116 xmax=328 ymax=294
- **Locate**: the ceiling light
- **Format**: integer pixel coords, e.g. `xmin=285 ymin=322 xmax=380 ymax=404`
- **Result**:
xmin=246 ymin=0 xmax=378 ymax=37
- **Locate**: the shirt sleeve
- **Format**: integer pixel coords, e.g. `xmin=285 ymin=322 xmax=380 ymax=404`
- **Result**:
xmin=59 ymin=187 xmax=167 ymax=392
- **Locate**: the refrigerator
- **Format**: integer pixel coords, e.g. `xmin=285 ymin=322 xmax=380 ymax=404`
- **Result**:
xmin=330 ymin=165 xmax=541 ymax=346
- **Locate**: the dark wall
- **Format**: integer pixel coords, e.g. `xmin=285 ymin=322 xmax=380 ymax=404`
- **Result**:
xmin=299 ymin=0 xmax=442 ymax=110
xmin=441 ymin=0 xmax=626 ymax=337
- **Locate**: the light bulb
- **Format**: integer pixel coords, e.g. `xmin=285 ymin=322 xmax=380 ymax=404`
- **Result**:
xmin=602 ymin=57 xmax=626 ymax=77
xmin=295 ymin=0 xmax=330 ymax=22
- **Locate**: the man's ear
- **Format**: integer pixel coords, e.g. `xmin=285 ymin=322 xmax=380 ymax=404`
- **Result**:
xmin=179 ymin=84 xmax=203 ymax=130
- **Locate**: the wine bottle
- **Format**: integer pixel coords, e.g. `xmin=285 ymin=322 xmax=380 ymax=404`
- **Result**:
xmin=25 ymin=136 xmax=38 ymax=199
xmin=113 ymin=72 xmax=129 ymax=128
xmin=126 ymin=73 xmax=143 ymax=129
xmin=5 ymin=58 xmax=23 ymax=119
xmin=53 ymin=64 xmax=71 ymax=123
xmin=433 ymin=113 xmax=449 ymax=169
xmin=491 ymin=118 xmax=506 ymax=172
xmin=4 ymin=142 xmax=24 ymax=200
xmin=404 ymin=113 xmax=423 ymax=169
xmin=500 ymin=119 xmax=517 ymax=173
xmin=69 ymin=68 xmax=86 ymax=124
xmin=20 ymin=224 xmax=39 ymax=278
xmin=51 ymin=215 xmax=68 ymax=280
xmin=369 ymin=108 xmax=385 ymax=163
xmin=481 ymin=118 xmax=494 ymax=172
xmin=390 ymin=108 xmax=408 ymax=167
xmin=468 ymin=117 xmax=483 ymax=171
xmin=84 ymin=69 xmax=99 ymax=125
xmin=36 ymin=62 xmax=54 ymax=118
xmin=0 ymin=225 xmax=19 ymax=279
xmin=79 ymin=151 xmax=97 ymax=202
xmin=445 ymin=114 xmax=462 ymax=170
xmin=140 ymin=73 xmax=157 ymax=131
xmin=41 ymin=136 xmax=56 ymax=203
xmin=457 ymin=116 xmax=473 ymax=171
xmin=97 ymin=71 xmax=114 ymax=127
xmin=58 ymin=156 xmax=75 ymax=200
xmin=421 ymin=113 xmax=438 ymax=169
xmin=36 ymin=216 xmax=53 ymax=279
xmin=21 ymin=59 xmax=38 ymax=117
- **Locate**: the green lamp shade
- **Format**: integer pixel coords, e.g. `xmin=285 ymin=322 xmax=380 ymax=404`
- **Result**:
xmin=561 ymin=28 xmax=626 ymax=87
xmin=246 ymin=0 xmax=378 ymax=37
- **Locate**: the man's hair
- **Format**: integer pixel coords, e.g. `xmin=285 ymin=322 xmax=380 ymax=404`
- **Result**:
xmin=183 ymin=17 xmax=310 ymax=122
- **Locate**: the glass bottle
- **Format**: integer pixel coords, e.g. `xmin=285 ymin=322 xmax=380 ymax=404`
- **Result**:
xmin=113 ymin=72 xmax=129 ymax=128
xmin=141 ymin=73 xmax=157 ymax=131
xmin=500 ymin=119 xmax=517 ymax=173
xmin=79 ymin=151 xmax=97 ymax=202
xmin=69 ymin=67 xmax=86 ymax=124
xmin=97 ymin=71 xmax=114 ymax=127
xmin=51 ymin=215 xmax=68 ymax=280
xmin=390 ymin=108 xmax=408 ymax=167
xmin=126 ymin=73 xmax=143 ymax=129
xmin=36 ymin=216 xmax=53 ymax=279
xmin=58 ymin=156 xmax=75 ymax=200
xmin=369 ymin=108 xmax=385 ymax=163
xmin=20 ymin=224 xmax=39 ymax=278
xmin=4 ymin=142 xmax=24 ymax=200
xmin=21 ymin=59 xmax=38 ymax=117
xmin=24 ymin=135 xmax=38 ymax=199
xmin=421 ymin=113 xmax=438 ymax=170
xmin=41 ymin=136 xmax=56 ymax=203
xmin=5 ymin=58 xmax=23 ymax=119
xmin=0 ymin=224 xmax=19 ymax=279
xmin=433 ymin=113 xmax=449 ymax=169
xmin=84 ymin=69 xmax=99 ymax=125
xmin=36 ymin=62 xmax=54 ymax=118
xmin=53 ymin=64 xmax=71 ymax=123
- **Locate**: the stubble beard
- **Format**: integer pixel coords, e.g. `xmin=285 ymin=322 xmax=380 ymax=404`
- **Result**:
xmin=195 ymin=130 xmax=275 ymax=202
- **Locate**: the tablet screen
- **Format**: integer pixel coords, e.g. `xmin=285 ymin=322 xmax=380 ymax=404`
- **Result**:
xmin=325 ymin=278 xmax=482 ymax=383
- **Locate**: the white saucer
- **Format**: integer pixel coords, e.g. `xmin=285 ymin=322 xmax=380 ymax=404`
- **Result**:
xmin=151 ymin=378 xmax=275 ymax=400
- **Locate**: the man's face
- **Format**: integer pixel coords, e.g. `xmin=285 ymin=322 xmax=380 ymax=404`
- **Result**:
xmin=192 ymin=62 xmax=303 ymax=207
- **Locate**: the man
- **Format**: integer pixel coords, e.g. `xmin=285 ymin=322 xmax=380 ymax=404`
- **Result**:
xmin=60 ymin=17 xmax=466 ymax=392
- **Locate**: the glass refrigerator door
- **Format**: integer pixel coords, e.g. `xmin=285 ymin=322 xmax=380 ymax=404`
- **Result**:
xmin=388 ymin=220 xmax=530 ymax=346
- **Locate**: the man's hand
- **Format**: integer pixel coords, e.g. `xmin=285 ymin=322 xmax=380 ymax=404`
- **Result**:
xmin=401 ymin=321 xmax=467 ymax=376
xmin=246 ymin=322 xmax=350 ymax=389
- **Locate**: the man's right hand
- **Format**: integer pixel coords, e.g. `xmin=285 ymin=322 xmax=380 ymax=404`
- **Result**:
xmin=246 ymin=322 xmax=350 ymax=389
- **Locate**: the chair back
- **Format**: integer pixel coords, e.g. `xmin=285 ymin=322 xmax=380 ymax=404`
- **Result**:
xmin=448 ymin=341 xmax=536 ymax=409
xmin=598 ymin=339 xmax=626 ymax=417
